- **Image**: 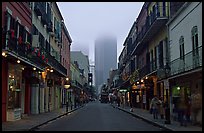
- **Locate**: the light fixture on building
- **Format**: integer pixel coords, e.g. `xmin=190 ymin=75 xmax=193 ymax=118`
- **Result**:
xmin=50 ymin=69 xmax=54 ymax=72
xmin=33 ymin=67 xmax=36 ymax=70
xmin=145 ymin=76 xmax=148 ymax=79
xmin=64 ymin=77 xmax=71 ymax=89
xmin=47 ymin=68 xmax=50 ymax=71
xmin=132 ymin=83 xmax=137 ymax=89
xmin=177 ymin=86 xmax=180 ymax=90
xmin=38 ymin=71 xmax=41 ymax=74
xmin=17 ymin=59 xmax=20 ymax=63
xmin=141 ymin=79 xmax=144 ymax=83
xmin=21 ymin=67 xmax=24 ymax=70
xmin=9 ymin=75 xmax=11 ymax=78
xmin=137 ymin=81 xmax=140 ymax=84
xmin=42 ymin=72 xmax=46 ymax=79
xmin=2 ymin=52 xmax=7 ymax=57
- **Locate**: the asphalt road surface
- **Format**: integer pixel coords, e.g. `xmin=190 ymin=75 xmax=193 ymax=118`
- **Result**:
xmin=36 ymin=101 xmax=163 ymax=131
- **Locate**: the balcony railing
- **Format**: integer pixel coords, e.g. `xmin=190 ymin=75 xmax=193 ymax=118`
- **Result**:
xmin=42 ymin=47 xmax=67 ymax=76
xmin=170 ymin=45 xmax=202 ymax=76
xmin=138 ymin=60 xmax=156 ymax=78
xmin=131 ymin=5 xmax=169 ymax=55
xmin=2 ymin=30 xmax=67 ymax=76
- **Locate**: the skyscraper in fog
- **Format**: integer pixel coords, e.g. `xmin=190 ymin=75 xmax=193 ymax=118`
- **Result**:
xmin=95 ymin=36 xmax=117 ymax=94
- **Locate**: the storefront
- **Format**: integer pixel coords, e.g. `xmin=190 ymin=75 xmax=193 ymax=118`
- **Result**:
xmin=169 ymin=71 xmax=202 ymax=125
xmin=7 ymin=62 xmax=24 ymax=121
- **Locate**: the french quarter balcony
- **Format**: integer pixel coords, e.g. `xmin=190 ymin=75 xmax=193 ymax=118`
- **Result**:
xmin=131 ymin=6 xmax=169 ymax=56
xmin=142 ymin=6 xmax=169 ymax=43
xmin=138 ymin=60 xmax=156 ymax=78
xmin=44 ymin=48 xmax=67 ymax=76
xmin=170 ymin=45 xmax=202 ymax=76
xmin=2 ymin=30 xmax=32 ymax=59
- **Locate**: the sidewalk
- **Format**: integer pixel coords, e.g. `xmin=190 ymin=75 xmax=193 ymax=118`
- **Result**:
xmin=2 ymin=105 xmax=83 ymax=131
xmin=111 ymin=103 xmax=202 ymax=131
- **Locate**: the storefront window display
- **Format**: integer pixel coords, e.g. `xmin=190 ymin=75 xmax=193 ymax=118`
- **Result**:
xmin=7 ymin=63 xmax=22 ymax=109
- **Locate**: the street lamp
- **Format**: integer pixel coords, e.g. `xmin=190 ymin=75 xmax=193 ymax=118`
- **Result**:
xmin=64 ymin=77 xmax=71 ymax=112
xmin=164 ymin=63 xmax=171 ymax=124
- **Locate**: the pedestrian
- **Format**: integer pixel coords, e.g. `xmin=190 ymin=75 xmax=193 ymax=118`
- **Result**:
xmin=158 ymin=97 xmax=164 ymax=119
xmin=150 ymin=95 xmax=160 ymax=119
xmin=177 ymin=95 xmax=188 ymax=126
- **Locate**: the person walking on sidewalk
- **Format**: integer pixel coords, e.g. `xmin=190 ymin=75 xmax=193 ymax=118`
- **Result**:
xmin=158 ymin=97 xmax=164 ymax=119
xmin=150 ymin=95 xmax=160 ymax=119
xmin=177 ymin=95 xmax=188 ymax=126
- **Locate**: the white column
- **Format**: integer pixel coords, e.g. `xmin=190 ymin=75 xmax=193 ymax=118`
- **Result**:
xmin=31 ymin=84 xmax=39 ymax=114
xmin=40 ymin=87 xmax=44 ymax=113
xmin=51 ymin=87 xmax=54 ymax=111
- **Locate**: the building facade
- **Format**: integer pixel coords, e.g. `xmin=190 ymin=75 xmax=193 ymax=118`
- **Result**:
xmin=70 ymin=51 xmax=90 ymax=82
xmin=2 ymin=2 xmax=70 ymax=122
xmin=117 ymin=2 xmax=202 ymax=126
xmin=167 ymin=2 xmax=202 ymax=125
xmin=2 ymin=2 xmax=33 ymax=122
xmin=61 ymin=21 xmax=72 ymax=106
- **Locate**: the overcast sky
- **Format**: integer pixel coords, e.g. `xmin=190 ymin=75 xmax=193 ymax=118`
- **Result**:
xmin=57 ymin=2 xmax=144 ymax=63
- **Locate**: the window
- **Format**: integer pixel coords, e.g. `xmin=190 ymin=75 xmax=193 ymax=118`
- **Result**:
xmin=158 ymin=41 xmax=164 ymax=68
xmin=150 ymin=49 xmax=154 ymax=71
xmin=28 ymin=2 xmax=32 ymax=10
xmin=191 ymin=26 xmax=199 ymax=67
xmin=163 ymin=2 xmax=166 ymax=17
xmin=179 ymin=36 xmax=184 ymax=60
xmin=32 ymin=24 xmax=38 ymax=35
xmin=5 ymin=11 xmax=11 ymax=31
xmin=154 ymin=46 xmax=157 ymax=69
xmin=191 ymin=26 xmax=199 ymax=56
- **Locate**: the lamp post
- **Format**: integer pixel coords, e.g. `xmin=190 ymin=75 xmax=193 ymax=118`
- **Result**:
xmin=64 ymin=77 xmax=71 ymax=113
xmin=164 ymin=64 xmax=171 ymax=124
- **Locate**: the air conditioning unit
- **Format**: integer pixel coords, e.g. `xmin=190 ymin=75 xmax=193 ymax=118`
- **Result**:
xmin=32 ymin=35 xmax=39 ymax=47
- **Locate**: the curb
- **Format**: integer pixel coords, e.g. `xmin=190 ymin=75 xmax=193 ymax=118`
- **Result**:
xmin=112 ymin=105 xmax=173 ymax=131
xmin=28 ymin=106 xmax=84 ymax=131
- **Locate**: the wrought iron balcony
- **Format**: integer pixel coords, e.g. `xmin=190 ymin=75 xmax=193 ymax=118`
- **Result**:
xmin=142 ymin=6 xmax=169 ymax=43
xmin=2 ymin=30 xmax=32 ymax=59
xmin=131 ymin=5 xmax=169 ymax=55
xmin=170 ymin=45 xmax=202 ymax=76
xmin=42 ymin=47 xmax=67 ymax=76
xmin=138 ymin=60 xmax=157 ymax=78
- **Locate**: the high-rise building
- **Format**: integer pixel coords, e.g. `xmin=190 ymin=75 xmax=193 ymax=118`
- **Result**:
xmin=95 ymin=36 xmax=117 ymax=94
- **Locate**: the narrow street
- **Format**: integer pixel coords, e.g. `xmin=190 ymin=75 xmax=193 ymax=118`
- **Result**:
xmin=2 ymin=2 xmax=202 ymax=131
xmin=35 ymin=101 xmax=162 ymax=131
